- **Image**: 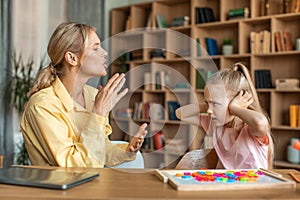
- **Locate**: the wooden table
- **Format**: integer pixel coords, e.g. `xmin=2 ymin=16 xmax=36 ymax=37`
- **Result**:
xmin=0 ymin=167 xmax=299 ymax=199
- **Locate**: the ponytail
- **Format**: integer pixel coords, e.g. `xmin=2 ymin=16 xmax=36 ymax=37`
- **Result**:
xmin=29 ymin=63 xmax=56 ymax=97
xmin=234 ymin=62 xmax=274 ymax=169
xmin=233 ymin=63 xmax=261 ymax=113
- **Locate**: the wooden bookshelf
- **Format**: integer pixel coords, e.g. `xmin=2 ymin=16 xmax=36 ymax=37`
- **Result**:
xmin=110 ymin=0 xmax=300 ymax=169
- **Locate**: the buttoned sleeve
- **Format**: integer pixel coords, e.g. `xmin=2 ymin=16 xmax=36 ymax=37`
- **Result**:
xmin=82 ymin=114 xmax=136 ymax=166
xmin=22 ymin=103 xmax=99 ymax=167
xmin=22 ymin=102 xmax=135 ymax=168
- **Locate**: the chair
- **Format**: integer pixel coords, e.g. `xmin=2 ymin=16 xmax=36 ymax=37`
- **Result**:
xmin=0 ymin=155 xmax=3 ymax=168
xmin=175 ymin=148 xmax=218 ymax=169
xmin=105 ymin=141 xmax=144 ymax=169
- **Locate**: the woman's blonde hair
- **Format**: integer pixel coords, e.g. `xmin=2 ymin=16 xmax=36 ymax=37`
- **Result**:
xmin=207 ymin=62 xmax=274 ymax=168
xmin=29 ymin=22 xmax=96 ymax=96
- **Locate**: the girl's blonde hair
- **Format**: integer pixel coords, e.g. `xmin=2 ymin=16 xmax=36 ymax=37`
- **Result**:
xmin=29 ymin=22 xmax=96 ymax=96
xmin=207 ymin=62 xmax=274 ymax=168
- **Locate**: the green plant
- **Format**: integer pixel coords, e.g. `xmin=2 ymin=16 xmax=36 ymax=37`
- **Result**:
xmin=116 ymin=50 xmax=130 ymax=73
xmin=16 ymin=142 xmax=30 ymax=165
xmin=5 ymin=51 xmax=44 ymax=114
xmin=223 ymin=38 xmax=232 ymax=45
xmin=4 ymin=51 xmax=45 ymax=165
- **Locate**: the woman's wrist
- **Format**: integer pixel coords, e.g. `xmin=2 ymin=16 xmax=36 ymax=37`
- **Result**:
xmin=92 ymin=106 xmax=106 ymax=117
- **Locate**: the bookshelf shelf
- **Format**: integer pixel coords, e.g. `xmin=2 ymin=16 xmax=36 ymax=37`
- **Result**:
xmin=274 ymin=160 xmax=300 ymax=169
xmin=110 ymin=0 xmax=300 ymax=169
xmin=272 ymin=126 xmax=300 ymax=131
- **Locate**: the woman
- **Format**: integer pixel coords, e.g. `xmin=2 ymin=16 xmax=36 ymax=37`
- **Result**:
xmin=21 ymin=22 xmax=147 ymax=167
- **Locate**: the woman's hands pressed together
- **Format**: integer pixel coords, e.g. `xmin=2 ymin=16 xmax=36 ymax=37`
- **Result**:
xmin=93 ymin=73 xmax=128 ymax=117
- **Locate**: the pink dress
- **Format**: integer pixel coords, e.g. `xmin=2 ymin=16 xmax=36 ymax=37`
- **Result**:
xmin=200 ymin=114 xmax=269 ymax=169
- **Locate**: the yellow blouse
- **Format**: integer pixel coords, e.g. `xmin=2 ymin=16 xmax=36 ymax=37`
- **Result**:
xmin=20 ymin=76 xmax=135 ymax=168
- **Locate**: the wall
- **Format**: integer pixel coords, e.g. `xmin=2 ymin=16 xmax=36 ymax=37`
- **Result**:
xmin=12 ymin=0 xmax=66 ymax=163
xmin=13 ymin=0 xmax=66 ymax=64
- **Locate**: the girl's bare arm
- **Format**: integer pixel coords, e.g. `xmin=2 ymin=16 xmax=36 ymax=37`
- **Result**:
xmin=175 ymin=103 xmax=208 ymax=126
xmin=229 ymin=91 xmax=269 ymax=138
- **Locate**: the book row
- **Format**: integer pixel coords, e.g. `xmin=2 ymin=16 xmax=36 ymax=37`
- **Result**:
xmin=133 ymin=101 xmax=180 ymax=121
xmin=254 ymin=69 xmax=273 ymax=89
xmin=250 ymin=30 xmax=271 ymax=54
xmin=289 ymin=105 xmax=300 ymax=128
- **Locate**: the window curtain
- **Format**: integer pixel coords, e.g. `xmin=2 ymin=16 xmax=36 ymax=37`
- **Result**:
xmin=66 ymin=0 xmax=107 ymax=87
xmin=0 ymin=0 xmax=14 ymax=166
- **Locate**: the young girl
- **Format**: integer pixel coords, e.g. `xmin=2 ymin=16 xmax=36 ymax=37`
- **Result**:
xmin=176 ymin=63 xmax=273 ymax=169
xmin=20 ymin=22 xmax=147 ymax=168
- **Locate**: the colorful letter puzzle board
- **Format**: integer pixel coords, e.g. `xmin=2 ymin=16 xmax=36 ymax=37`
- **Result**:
xmin=155 ymin=169 xmax=295 ymax=191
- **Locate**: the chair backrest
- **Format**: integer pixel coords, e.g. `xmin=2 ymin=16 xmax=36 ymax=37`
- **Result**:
xmin=0 ymin=155 xmax=3 ymax=168
xmin=175 ymin=148 xmax=218 ymax=169
xmin=106 ymin=141 xmax=144 ymax=169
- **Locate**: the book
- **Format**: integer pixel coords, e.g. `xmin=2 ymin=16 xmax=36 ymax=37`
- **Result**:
xmin=153 ymin=131 xmax=165 ymax=150
xmin=203 ymin=7 xmax=215 ymax=22
xmin=274 ymin=32 xmax=283 ymax=52
xmin=261 ymin=30 xmax=271 ymax=53
xmin=196 ymin=68 xmax=206 ymax=89
xmin=167 ymin=101 xmax=180 ymax=121
xmin=196 ymin=37 xmax=207 ymax=56
xmin=250 ymin=30 xmax=270 ymax=54
xmin=195 ymin=7 xmax=206 ymax=24
xmin=205 ymin=38 xmax=218 ymax=55
xmin=144 ymin=102 xmax=150 ymax=119
xmin=155 ymin=71 xmax=161 ymax=90
xmin=289 ymin=105 xmax=298 ymax=127
xmin=283 ymin=31 xmax=293 ymax=51
xmin=254 ymin=69 xmax=273 ymax=88
xmin=171 ymin=16 xmax=190 ymax=27
xmin=156 ymin=15 xmax=167 ymax=28
xmin=144 ymin=72 xmax=151 ymax=90
xmin=279 ymin=31 xmax=285 ymax=52
xmin=196 ymin=38 xmax=201 ymax=56
xmin=227 ymin=7 xmax=250 ymax=19
xmin=154 ymin=71 xmax=166 ymax=90
xmin=274 ymin=31 xmax=293 ymax=52
xmin=262 ymin=0 xmax=270 ymax=16
xmin=195 ymin=7 xmax=215 ymax=24
xmin=250 ymin=32 xmax=257 ymax=53
xmin=133 ymin=102 xmax=143 ymax=119
xmin=160 ymin=70 xmax=166 ymax=90
xmin=264 ymin=69 xmax=273 ymax=88
xmin=259 ymin=31 xmax=264 ymax=53
xmin=298 ymin=105 xmax=300 ymax=127
xmin=291 ymin=0 xmax=300 ymax=13
xmin=254 ymin=70 xmax=261 ymax=88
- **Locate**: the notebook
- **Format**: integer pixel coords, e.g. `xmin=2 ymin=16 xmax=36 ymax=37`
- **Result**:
xmin=0 ymin=167 xmax=99 ymax=190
